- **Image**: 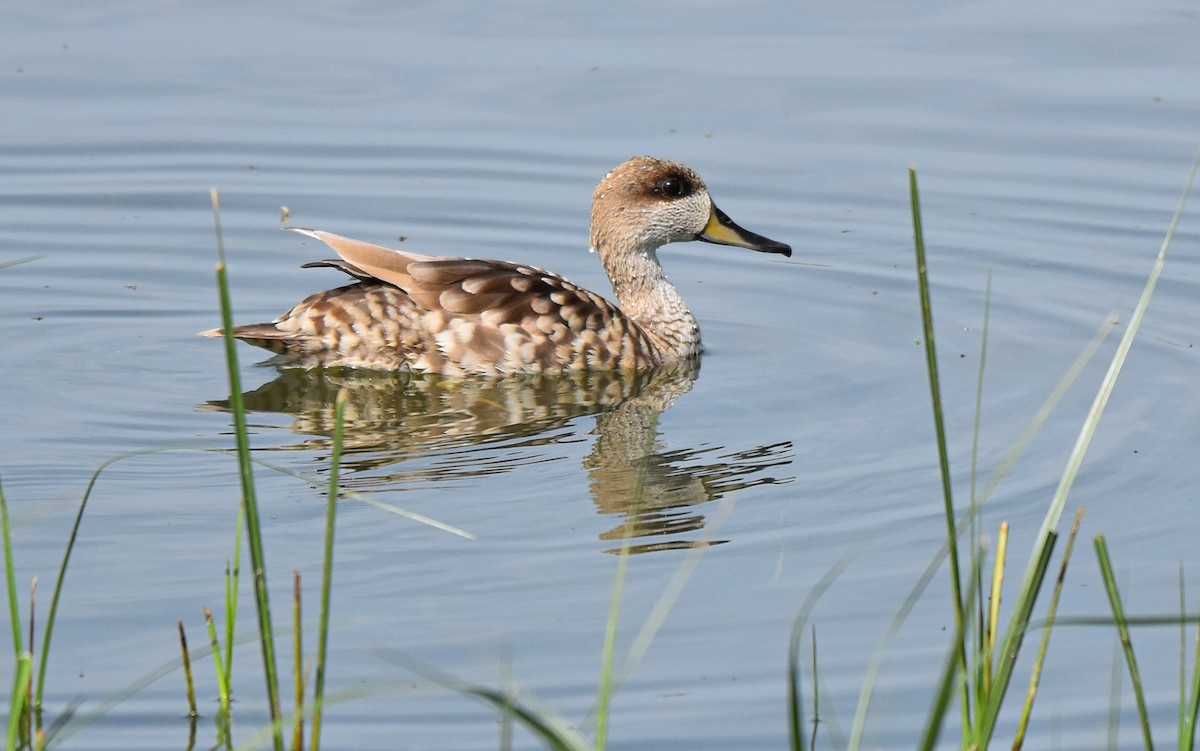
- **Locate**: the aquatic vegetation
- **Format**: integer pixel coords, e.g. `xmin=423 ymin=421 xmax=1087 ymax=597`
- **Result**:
xmin=4 ymin=154 xmax=1199 ymax=749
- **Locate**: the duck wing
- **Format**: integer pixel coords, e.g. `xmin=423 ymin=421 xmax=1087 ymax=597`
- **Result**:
xmin=289 ymin=228 xmax=660 ymax=372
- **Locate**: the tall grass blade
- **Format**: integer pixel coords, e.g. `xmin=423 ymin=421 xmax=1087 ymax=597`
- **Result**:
xmin=968 ymin=269 xmax=992 ymax=512
xmin=211 ymin=188 xmax=284 ymax=751
xmin=967 ymin=272 xmax=993 ymax=718
xmin=918 ymin=618 xmax=967 ymax=751
xmin=375 ymin=650 xmax=592 ymax=751
xmin=311 ymin=388 xmax=348 ymax=751
xmin=292 ymin=571 xmax=304 ymax=751
xmin=594 ymin=414 xmax=660 ymax=751
xmin=34 ymin=453 xmax=111 ymax=711
xmin=499 ymin=650 xmax=515 ymax=751
xmin=579 ymin=498 xmax=732 ymax=739
xmin=980 ymin=147 xmax=1200 ymax=748
xmin=617 ymin=500 xmax=730 ymax=691
xmin=1013 ymin=508 xmax=1084 ymax=750
xmin=974 ymin=312 xmax=1115 ymax=511
xmin=458 ymin=684 xmax=590 ymax=751
xmin=178 ymin=620 xmax=197 ymax=718
xmin=0 ymin=254 xmax=43 ymax=270
xmin=976 ymin=530 xmax=1057 ymax=745
xmin=7 ymin=651 xmax=31 ymax=751
xmin=918 ymin=528 xmax=990 ymax=750
xmin=1180 ymin=567 xmax=1187 ymax=751
xmin=1109 ymin=636 xmax=1124 ymax=751
xmin=203 ymin=609 xmax=229 ymax=713
xmin=810 ymin=626 xmax=820 ymax=751
xmin=1 ymin=477 xmax=23 ymax=658
xmin=788 ymin=548 xmax=858 ymax=751
xmin=223 ymin=454 xmax=474 ymax=540
xmin=224 ymin=501 xmax=245 ymax=703
xmin=594 ymin=531 xmax=631 ymax=751
xmin=1185 ymin=566 xmax=1200 ymax=751
xmin=848 ymin=528 xmax=978 ymax=750
xmin=1095 ymin=535 xmax=1155 ymax=750
xmin=908 ymin=166 xmax=970 ymax=738
xmin=983 ymin=521 xmax=1009 ymax=695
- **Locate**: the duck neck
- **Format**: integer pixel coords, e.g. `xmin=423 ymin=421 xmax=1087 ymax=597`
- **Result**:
xmin=598 ymin=243 xmax=701 ymax=361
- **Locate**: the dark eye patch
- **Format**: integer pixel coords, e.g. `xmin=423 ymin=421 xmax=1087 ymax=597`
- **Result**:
xmin=654 ymin=175 xmax=691 ymax=198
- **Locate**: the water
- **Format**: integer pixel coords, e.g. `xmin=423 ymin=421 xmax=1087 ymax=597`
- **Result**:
xmin=2 ymin=1 xmax=1199 ymax=748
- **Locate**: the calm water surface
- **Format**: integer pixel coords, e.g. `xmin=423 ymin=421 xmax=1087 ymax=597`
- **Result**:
xmin=3 ymin=1 xmax=1199 ymax=749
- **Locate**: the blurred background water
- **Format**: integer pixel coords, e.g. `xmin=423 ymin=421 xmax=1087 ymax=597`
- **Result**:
xmin=2 ymin=1 xmax=1199 ymax=748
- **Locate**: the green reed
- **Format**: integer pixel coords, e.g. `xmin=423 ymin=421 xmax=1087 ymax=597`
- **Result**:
xmin=789 ymin=150 xmax=1199 ymax=750
xmin=205 ymin=191 xmax=346 ymax=751
xmin=5 ymin=150 xmax=1199 ymax=750
xmin=210 ymin=188 xmax=285 ymax=751
xmin=920 ymin=149 xmax=1196 ymax=748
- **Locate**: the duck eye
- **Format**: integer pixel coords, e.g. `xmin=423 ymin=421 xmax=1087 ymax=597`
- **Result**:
xmin=655 ymin=176 xmax=689 ymax=198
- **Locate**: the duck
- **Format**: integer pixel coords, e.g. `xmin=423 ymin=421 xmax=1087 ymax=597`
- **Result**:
xmin=201 ymin=156 xmax=791 ymax=375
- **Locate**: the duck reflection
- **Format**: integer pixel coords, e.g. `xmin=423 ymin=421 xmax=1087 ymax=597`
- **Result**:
xmin=206 ymin=361 xmax=792 ymax=553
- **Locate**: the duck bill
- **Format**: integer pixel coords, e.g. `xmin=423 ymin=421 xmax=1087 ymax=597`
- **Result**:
xmin=698 ymin=204 xmax=792 ymax=257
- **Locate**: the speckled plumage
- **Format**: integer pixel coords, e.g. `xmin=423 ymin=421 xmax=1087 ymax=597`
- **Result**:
xmin=202 ymin=156 xmax=791 ymax=375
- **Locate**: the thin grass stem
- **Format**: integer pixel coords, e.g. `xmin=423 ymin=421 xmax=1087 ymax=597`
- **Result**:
xmin=35 ymin=453 xmax=108 ymax=713
xmin=8 ymin=651 xmax=32 ymax=751
xmin=1109 ymin=635 xmax=1124 ymax=751
xmin=1012 ymin=508 xmax=1084 ymax=750
xmin=372 ymin=650 xmax=591 ymax=751
xmin=1179 ymin=566 xmax=1188 ymax=751
xmin=225 ymin=502 xmax=244 ymax=703
xmin=292 ymin=571 xmax=304 ymax=751
xmin=810 ymin=625 xmax=819 ymax=751
xmin=967 ymin=271 xmax=992 ymax=720
xmin=968 ymin=268 xmax=992 ymax=513
xmin=975 ymin=531 xmax=1057 ymax=745
xmin=204 ymin=608 xmax=229 ymax=714
xmin=311 ymin=388 xmax=347 ymax=751
xmin=908 ymin=166 xmax=971 ymax=739
xmin=917 ymin=617 xmax=968 ymax=751
xmin=178 ymin=620 xmax=197 ymax=718
xmin=499 ymin=649 xmax=515 ymax=751
xmin=0 ymin=255 xmax=44 ymax=270
xmin=974 ymin=313 xmax=1115 ymax=513
xmin=980 ymin=148 xmax=1200 ymax=748
xmin=848 ymin=528 xmax=974 ymax=750
xmin=586 ymin=497 xmax=731 ymax=725
xmin=983 ymin=521 xmax=1008 ymax=695
xmin=594 ymin=409 xmax=663 ymax=750
xmin=211 ymin=188 xmax=284 ymax=751
xmin=1184 ymin=565 xmax=1200 ymax=751
xmin=1095 ymin=535 xmax=1155 ymax=750
xmin=1 ymin=477 xmax=22 ymax=661
xmin=788 ymin=548 xmax=859 ymax=751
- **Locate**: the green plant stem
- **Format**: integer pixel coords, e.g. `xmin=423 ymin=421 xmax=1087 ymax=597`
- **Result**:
xmin=225 ymin=502 xmax=244 ymax=704
xmin=979 ymin=147 xmax=1200 ymax=749
xmin=1095 ymin=535 xmax=1155 ymax=750
xmin=595 ymin=412 xmax=660 ymax=751
xmin=203 ymin=609 xmax=228 ymax=712
xmin=35 ymin=455 xmax=107 ymax=714
xmin=312 ymin=389 xmax=346 ymax=751
xmin=212 ymin=188 xmax=284 ymax=751
xmin=8 ymin=651 xmax=32 ymax=751
xmin=788 ymin=549 xmax=858 ymax=751
xmin=967 ymin=271 xmax=992 ymax=720
xmin=1185 ymin=564 xmax=1200 ymax=751
xmin=292 ymin=571 xmax=305 ymax=751
xmin=908 ymin=166 xmax=971 ymax=739
xmin=1013 ymin=508 xmax=1084 ymax=750
xmin=178 ymin=620 xmax=197 ymax=718
xmin=1 ymin=477 xmax=22 ymax=660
